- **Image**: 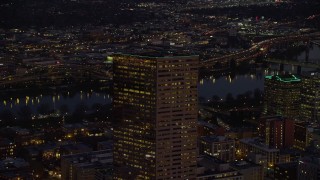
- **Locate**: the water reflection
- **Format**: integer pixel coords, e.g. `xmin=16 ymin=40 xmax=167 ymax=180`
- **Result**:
xmin=199 ymin=72 xmax=265 ymax=99
xmin=199 ymin=64 xmax=317 ymax=99
xmin=0 ymin=90 xmax=112 ymax=114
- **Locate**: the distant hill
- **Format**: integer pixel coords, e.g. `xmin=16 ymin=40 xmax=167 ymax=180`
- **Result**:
xmin=0 ymin=0 xmax=154 ymax=28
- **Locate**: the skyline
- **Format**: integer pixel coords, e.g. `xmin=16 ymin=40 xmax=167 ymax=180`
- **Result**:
xmin=0 ymin=0 xmax=320 ymax=179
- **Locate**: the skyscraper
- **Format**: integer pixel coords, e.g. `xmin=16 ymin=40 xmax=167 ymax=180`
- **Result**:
xmin=300 ymin=71 xmax=320 ymax=124
xmin=264 ymin=74 xmax=301 ymax=118
xmin=112 ymin=54 xmax=198 ymax=179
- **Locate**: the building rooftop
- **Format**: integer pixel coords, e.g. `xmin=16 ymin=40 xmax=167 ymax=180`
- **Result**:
xmin=198 ymin=120 xmax=221 ymax=129
xmin=60 ymin=143 xmax=92 ymax=154
xmin=230 ymin=160 xmax=262 ymax=170
xmin=240 ymin=138 xmax=279 ymax=152
xmin=275 ymin=162 xmax=298 ymax=168
xmin=197 ymin=169 xmax=241 ymax=178
xmin=0 ymin=138 xmax=13 ymax=146
xmin=299 ymin=156 xmax=320 ymax=166
xmin=62 ymin=150 xmax=113 ymax=166
xmin=301 ymin=71 xmax=320 ymax=77
xmin=0 ymin=158 xmax=29 ymax=171
xmin=201 ymin=136 xmax=233 ymax=143
xmin=197 ymin=155 xmax=227 ymax=166
xmin=260 ymin=115 xmax=288 ymax=122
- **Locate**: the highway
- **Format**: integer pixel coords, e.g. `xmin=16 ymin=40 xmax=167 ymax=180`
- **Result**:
xmin=0 ymin=64 xmax=112 ymax=88
xmin=265 ymin=59 xmax=320 ymax=68
xmin=2 ymin=32 xmax=320 ymax=88
xmin=201 ymin=32 xmax=320 ymax=69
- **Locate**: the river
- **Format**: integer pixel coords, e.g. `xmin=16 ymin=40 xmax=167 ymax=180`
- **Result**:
xmin=0 ymin=46 xmax=319 ymax=115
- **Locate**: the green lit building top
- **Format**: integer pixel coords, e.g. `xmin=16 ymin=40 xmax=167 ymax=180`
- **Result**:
xmin=264 ymin=74 xmax=301 ymax=119
xmin=264 ymin=75 xmax=301 ymax=83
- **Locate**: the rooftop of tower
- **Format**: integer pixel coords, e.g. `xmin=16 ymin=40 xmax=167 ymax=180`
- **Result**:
xmin=265 ymin=74 xmax=301 ymax=83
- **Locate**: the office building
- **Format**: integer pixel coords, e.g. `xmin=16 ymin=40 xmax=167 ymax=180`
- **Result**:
xmin=238 ymin=138 xmax=280 ymax=169
xmin=112 ymin=54 xmax=198 ymax=179
xmin=197 ymin=156 xmax=243 ymax=180
xmin=230 ymin=160 xmax=264 ymax=180
xmin=264 ymin=74 xmax=301 ymax=118
xmin=298 ymin=156 xmax=320 ymax=180
xmin=274 ymin=162 xmax=298 ymax=180
xmin=293 ymin=122 xmax=313 ymax=150
xmin=0 ymin=138 xmax=16 ymax=159
xmin=199 ymin=136 xmax=235 ymax=162
xmin=197 ymin=120 xmax=225 ymax=137
xmin=0 ymin=158 xmax=31 ymax=180
xmin=60 ymin=143 xmax=93 ymax=155
xmin=259 ymin=116 xmax=294 ymax=149
xmin=300 ymin=71 xmax=320 ymax=124
xmin=61 ymin=150 xmax=113 ymax=180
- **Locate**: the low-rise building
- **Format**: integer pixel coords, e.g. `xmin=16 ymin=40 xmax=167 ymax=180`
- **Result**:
xmin=298 ymin=156 xmax=320 ymax=180
xmin=0 ymin=138 xmax=16 ymax=159
xmin=197 ymin=156 xmax=243 ymax=180
xmin=274 ymin=162 xmax=298 ymax=180
xmin=199 ymin=136 xmax=235 ymax=162
xmin=238 ymin=137 xmax=291 ymax=171
xmin=0 ymin=158 xmax=31 ymax=180
xmin=230 ymin=160 xmax=264 ymax=180
xmin=294 ymin=122 xmax=313 ymax=151
xmin=61 ymin=150 xmax=113 ymax=180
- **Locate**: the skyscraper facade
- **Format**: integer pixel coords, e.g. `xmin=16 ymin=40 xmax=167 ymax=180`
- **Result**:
xmin=112 ymin=54 xmax=198 ymax=179
xmin=300 ymin=71 xmax=320 ymax=124
xmin=264 ymin=74 xmax=301 ymax=118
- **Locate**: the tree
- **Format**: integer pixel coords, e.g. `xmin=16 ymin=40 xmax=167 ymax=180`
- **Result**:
xmin=59 ymin=104 xmax=69 ymax=115
xmin=254 ymin=88 xmax=263 ymax=101
xmin=244 ymin=91 xmax=253 ymax=99
xmin=236 ymin=94 xmax=245 ymax=103
xmin=225 ymin=93 xmax=234 ymax=103
xmin=17 ymin=106 xmax=33 ymax=122
xmin=211 ymin=95 xmax=220 ymax=102
xmin=91 ymin=103 xmax=103 ymax=112
xmin=214 ymin=62 xmax=222 ymax=69
xmin=198 ymin=96 xmax=206 ymax=104
xmin=71 ymin=103 xmax=88 ymax=122
xmin=37 ymin=103 xmax=53 ymax=115
xmin=230 ymin=59 xmax=236 ymax=70
xmin=0 ymin=109 xmax=15 ymax=126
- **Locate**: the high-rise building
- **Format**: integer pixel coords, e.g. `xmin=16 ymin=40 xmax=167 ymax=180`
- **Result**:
xmin=112 ymin=54 xmax=198 ymax=179
xmin=264 ymin=74 xmax=301 ymax=118
xmin=300 ymin=71 xmax=320 ymax=124
xmin=259 ymin=116 xmax=294 ymax=149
